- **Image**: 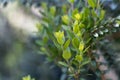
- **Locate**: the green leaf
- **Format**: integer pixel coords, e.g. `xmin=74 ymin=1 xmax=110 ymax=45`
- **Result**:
xmin=72 ymin=8 xmax=79 ymax=18
xmin=100 ymin=10 xmax=105 ymax=20
xmin=116 ymin=20 xmax=120 ymax=24
xmin=62 ymin=5 xmax=67 ymax=13
xmin=53 ymin=39 xmax=61 ymax=49
xmin=58 ymin=61 xmax=69 ymax=67
xmin=86 ymin=38 xmax=91 ymax=44
xmin=88 ymin=0 xmax=96 ymax=8
xmin=91 ymin=10 xmax=97 ymax=17
xmin=66 ymin=30 xmax=75 ymax=39
xmin=36 ymin=23 xmax=43 ymax=31
xmin=41 ymin=2 xmax=47 ymax=10
xmin=62 ymin=25 xmax=71 ymax=30
xmin=83 ymin=8 xmax=90 ymax=17
xmin=43 ymin=36 xmax=48 ymax=44
xmin=73 ymin=22 xmax=80 ymax=34
xmin=83 ymin=45 xmax=90 ymax=54
xmin=72 ymin=37 xmax=79 ymax=48
xmin=79 ymin=23 xmax=85 ymax=28
xmin=62 ymin=49 xmax=71 ymax=60
xmin=76 ymin=31 xmax=82 ymax=37
xmin=62 ymin=15 xmax=69 ymax=25
xmin=79 ymin=42 xmax=85 ymax=52
xmin=50 ymin=6 xmax=56 ymax=16
xmin=80 ymin=60 xmax=90 ymax=67
xmin=35 ymin=40 xmax=44 ymax=46
xmin=69 ymin=0 xmax=75 ymax=3
xmin=40 ymin=47 xmax=47 ymax=52
xmin=74 ymin=13 xmax=82 ymax=20
xmin=75 ymin=54 xmax=83 ymax=62
xmin=54 ymin=31 xmax=65 ymax=45
xmin=63 ymin=39 xmax=71 ymax=50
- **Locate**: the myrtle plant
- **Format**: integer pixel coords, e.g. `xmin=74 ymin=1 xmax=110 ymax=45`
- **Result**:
xmin=36 ymin=0 xmax=120 ymax=79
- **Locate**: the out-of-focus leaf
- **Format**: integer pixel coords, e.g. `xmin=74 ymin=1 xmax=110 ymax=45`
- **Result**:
xmin=92 ymin=10 xmax=97 ymax=17
xmin=54 ymin=31 xmax=65 ymax=45
xmin=43 ymin=36 xmax=48 ymax=44
xmin=69 ymin=0 xmax=75 ymax=3
xmin=62 ymin=25 xmax=71 ymax=30
xmin=100 ymin=10 xmax=105 ymax=20
xmin=75 ymin=54 xmax=83 ymax=62
xmin=74 ymin=13 xmax=82 ymax=20
xmin=116 ymin=20 xmax=120 ymax=24
xmin=80 ymin=60 xmax=90 ymax=67
xmin=50 ymin=6 xmax=56 ymax=16
xmin=36 ymin=23 xmax=43 ymax=31
xmin=62 ymin=4 xmax=67 ymax=13
xmin=62 ymin=49 xmax=71 ymax=60
xmin=58 ymin=61 xmax=69 ymax=67
xmin=62 ymin=15 xmax=69 ymax=25
xmin=66 ymin=30 xmax=75 ymax=39
xmin=79 ymin=23 xmax=85 ymax=28
xmin=63 ymin=39 xmax=71 ymax=50
xmin=35 ymin=40 xmax=44 ymax=46
xmin=83 ymin=46 xmax=90 ymax=54
xmin=88 ymin=0 xmax=96 ymax=8
xmin=79 ymin=42 xmax=85 ymax=52
xmin=83 ymin=8 xmax=90 ymax=18
xmin=41 ymin=2 xmax=47 ymax=10
xmin=72 ymin=8 xmax=79 ymax=18
xmin=72 ymin=37 xmax=79 ymax=48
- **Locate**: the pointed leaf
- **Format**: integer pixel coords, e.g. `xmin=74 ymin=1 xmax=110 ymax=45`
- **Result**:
xmin=63 ymin=39 xmax=71 ymax=50
xmin=62 ymin=49 xmax=71 ymax=60
xmin=58 ymin=61 xmax=69 ymax=67
xmin=88 ymin=0 xmax=96 ymax=8
xmin=72 ymin=37 xmax=79 ymax=48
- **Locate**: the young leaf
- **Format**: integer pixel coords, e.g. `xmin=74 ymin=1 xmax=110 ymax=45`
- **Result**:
xmin=50 ymin=6 xmax=56 ymax=16
xmin=116 ymin=20 xmax=120 ymax=24
xmin=62 ymin=49 xmax=71 ymax=60
xmin=83 ymin=46 xmax=90 ymax=54
xmin=62 ymin=15 xmax=69 ymax=25
xmin=36 ymin=23 xmax=43 ymax=31
xmin=100 ymin=10 xmax=105 ymax=20
xmin=73 ymin=20 xmax=80 ymax=34
xmin=76 ymin=31 xmax=82 ymax=37
xmin=72 ymin=8 xmax=79 ymax=18
xmin=79 ymin=42 xmax=85 ymax=52
xmin=69 ymin=0 xmax=75 ymax=3
xmin=91 ymin=10 xmax=97 ymax=17
xmin=72 ymin=37 xmax=79 ymax=48
xmin=54 ymin=31 xmax=65 ymax=45
xmin=80 ymin=60 xmax=90 ymax=67
xmin=63 ymin=39 xmax=71 ymax=50
xmin=88 ymin=0 xmax=96 ymax=8
xmin=58 ymin=61 xmax=69 ymax=67
xmin=73 ymin=25 xmax=80 ymax=34
xmin=75 ymin=54 xmax=83 ymax=62
xmin=41 ymin=2 xmax=47 ymax=10
xmin=83 ymin=7 xmax=90 ymax=17
xmin=74 ymin=13 xmax=81 ymax=20
xmin=35 ymin=40 xmax=44 ymax=46
xmin=79 ymin=23 xmax=85 ymax=28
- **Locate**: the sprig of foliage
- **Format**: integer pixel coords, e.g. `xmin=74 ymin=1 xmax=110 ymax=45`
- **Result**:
xmin=36 ymin=0 xmax=120 ymax=79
